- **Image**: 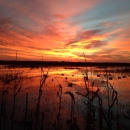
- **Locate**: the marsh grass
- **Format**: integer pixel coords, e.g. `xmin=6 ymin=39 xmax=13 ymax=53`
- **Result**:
xmin=0 ymin=71 xmax=23 ymax=130
xmin=76 ymin=66 xmax=120 ymax=130
xmin=24 ymin=92 xmax=28 ymax=130
xmin=0 ymin=66 xmax=130 ymax=130
xmin=34 ymin=67 xmax=49 ymax=130
xmin=55 ymin=83 xmax=62 ymax=130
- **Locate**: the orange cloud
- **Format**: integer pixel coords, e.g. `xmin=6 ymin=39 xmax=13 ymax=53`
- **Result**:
xmin=0 ymin=0 xmax=130 ymax=62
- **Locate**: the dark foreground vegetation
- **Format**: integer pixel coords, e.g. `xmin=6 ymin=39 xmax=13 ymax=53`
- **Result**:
xmin=0 ymin=65 xmax=130 ymax=130
xmin=0 ymin=60 xmax=130 ymax=67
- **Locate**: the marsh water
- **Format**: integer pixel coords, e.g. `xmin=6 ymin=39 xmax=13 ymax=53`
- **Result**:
xmin=0 ymin=65 xmax=130 ymax=129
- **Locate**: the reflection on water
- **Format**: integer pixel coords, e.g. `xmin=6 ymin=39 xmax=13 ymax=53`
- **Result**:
xmin=0 ymin=65 xmax=130 ymax=129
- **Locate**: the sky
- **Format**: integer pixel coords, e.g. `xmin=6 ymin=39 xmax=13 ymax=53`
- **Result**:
xmin=0 ymin=0 xmax=130 ymax=62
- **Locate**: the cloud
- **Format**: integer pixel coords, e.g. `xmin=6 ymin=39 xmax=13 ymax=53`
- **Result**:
xmin=85 ymin=40 xmax=107 ymax=49
xmin=53 ymin=14 xmax=68 ymax=20
xmin=70 ymin=47 xmax=130 ymax=62
xmin=0 ymin=0 xmax=130 ymax=62
xmin=0 ymin=0 xmax=101 ymax=22
xmin=95 ymin=21 xmax=121 ymax=29
xmin=0 ymin=17 xmax=10 ymax=26
xmin=79 ymin=30 xmax=101 ymax=39
xmin=0 ymin=17 xmax=13 ymax=34
xmin=66 ymin=29 xmax=102 ymax=46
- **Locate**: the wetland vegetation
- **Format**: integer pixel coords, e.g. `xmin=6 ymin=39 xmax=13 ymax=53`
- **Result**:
xmin=0 ymin=62 xmax=130 ymax=130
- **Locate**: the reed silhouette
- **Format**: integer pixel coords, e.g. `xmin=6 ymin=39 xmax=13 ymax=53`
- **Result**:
xmin=0 ymin=64 xmax=130 ymax=130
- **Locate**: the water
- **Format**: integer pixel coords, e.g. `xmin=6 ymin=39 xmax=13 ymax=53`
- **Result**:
xmin=0 ymin=65 xmax=130 ymax=129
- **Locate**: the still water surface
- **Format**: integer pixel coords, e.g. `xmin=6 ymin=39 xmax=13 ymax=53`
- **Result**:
xmin=0 ymin=65 xmax=130 ymax=129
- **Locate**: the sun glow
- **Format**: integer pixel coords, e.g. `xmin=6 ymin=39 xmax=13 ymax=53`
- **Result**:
xmin=0 ymin=0 xmax=130 ymax=62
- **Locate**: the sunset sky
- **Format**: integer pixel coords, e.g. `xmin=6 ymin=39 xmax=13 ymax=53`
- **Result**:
xmin=0 ymin=0 xmax=130 ymax=62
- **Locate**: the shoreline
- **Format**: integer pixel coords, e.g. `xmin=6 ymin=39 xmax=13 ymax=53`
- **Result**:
xmin=0 ymin=60 xmax=130 ymax=67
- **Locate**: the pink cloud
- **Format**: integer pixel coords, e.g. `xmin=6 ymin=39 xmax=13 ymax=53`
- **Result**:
xmin=1 ymin=0 xmax=130 ymax=62
xmin=102 ymin=22 xmax=117 ymax=28
xmin=1 ymin=0 xmax=101 ymax=19
xmin=84 ymin=40 xmax=107 ymax=49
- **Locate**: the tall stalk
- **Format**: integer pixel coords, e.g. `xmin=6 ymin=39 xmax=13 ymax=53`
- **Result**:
xmin=65 ymin=91 xmax=75 ymax=129
xmin=11 ymin=74 xmax=22 ymax=130
xmin=0 ymin=75 xmax=11 ymax=130
xmin=24 ymin=92 xmax=28 ymax=130
xmin=105 ymin=67 xmax=112 ymax=129
xmin=0 ymin=84 xmax=8 ymax=130
xmin=35 ymin=67 xmax=49 ymax=130
xmin=56 ymin=84 xmax=62 ymax=130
